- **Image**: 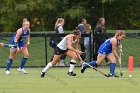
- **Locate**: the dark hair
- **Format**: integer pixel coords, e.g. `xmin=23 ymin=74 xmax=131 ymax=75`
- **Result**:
xmin=73 ymin=29 xmax=81 ymax=35
xmin=78 ymin=17 xmax=85 ymax=24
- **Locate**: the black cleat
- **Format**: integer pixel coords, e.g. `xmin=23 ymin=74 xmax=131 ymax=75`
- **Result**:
xmin=81 ymin=67 xmax=86 ymax=74
xmin=81 ymin=63 xmax=86 ymax=73
xmin=41 ymin=72 xmax=46 ymax=78
xmin=68 ymin=71 xmax=76 ymax=76
xmin=108 ymin=74 xmax=119 ymax=78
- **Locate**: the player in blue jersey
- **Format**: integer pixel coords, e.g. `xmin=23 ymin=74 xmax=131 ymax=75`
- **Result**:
xmin=5 ymin=18 xmax=30 ymax=75
xmin=81 ymin=30 xmax=126 ymax=77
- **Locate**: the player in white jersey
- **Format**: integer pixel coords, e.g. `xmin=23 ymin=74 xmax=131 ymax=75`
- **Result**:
xmin=41 ymin=29 xmax=83 ymax=77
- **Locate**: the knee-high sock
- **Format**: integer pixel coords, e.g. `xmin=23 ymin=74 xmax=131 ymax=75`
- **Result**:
xmin=110 ymin=63 xmax=116 ymax=75
xmin=84 ymin=61 xmax=97 ymax=68
xmin=20 ymin=57 xmax=28 ymax=69
xmin=6 ymin=58 xmax=13 ymax=71
xmin=69 ymin=59 xmax=76 ymax=72
xmin=42 ymin=62 xmax=53 ymax=72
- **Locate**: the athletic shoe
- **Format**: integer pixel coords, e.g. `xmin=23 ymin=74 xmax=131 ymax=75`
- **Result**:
xmin=108 ymin=74 xmax=119 ymax=78
xmin=18 ymin=68 xmax=28 ymax=74
xmin=41 ymin=72 xmax=46 ymax=78
xmin=68 ymin=71 xmax=76 ymax=76
xmin=6 ymin=70 xmax=10 ymax=75
xmin=81 ymin=63 xmax=86 ymax=73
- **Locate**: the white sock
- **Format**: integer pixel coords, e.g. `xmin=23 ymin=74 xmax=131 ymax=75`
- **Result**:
xmin=69 ymin=59 xmax=76 ymax=72
xmin=69 ymin=64 xmax=75 ymax=72
xmin=42 ymin=62 xmax=53 ymax=72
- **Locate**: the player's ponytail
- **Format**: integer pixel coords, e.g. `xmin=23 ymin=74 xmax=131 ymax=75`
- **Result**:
xmin=115 ymin=30 xmax=126 ymax=37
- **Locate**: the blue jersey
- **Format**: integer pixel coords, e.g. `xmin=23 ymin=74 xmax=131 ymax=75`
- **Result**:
xmin=78 ymin=24 xmax=84 ymax=32
xmin=98 ymin=37 xmax=120 ymax=55
xmin=10 ymin=27 xmax=30 ymax=48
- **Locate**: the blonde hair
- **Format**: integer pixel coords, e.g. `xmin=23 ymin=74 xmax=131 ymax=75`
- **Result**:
xmin=22 ymin=18 xmax=30 ymax=26
xmin=84 ymin=24 xmax=91 ymax=32
xmin=115 ymin=30 xmax=126 ymax=37
xmin=55 ymin=18 xmax=64 ymax=29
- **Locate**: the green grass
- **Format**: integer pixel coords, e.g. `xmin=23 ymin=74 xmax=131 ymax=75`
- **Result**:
xmin=0 ymin=67 xmax=140 ymax=93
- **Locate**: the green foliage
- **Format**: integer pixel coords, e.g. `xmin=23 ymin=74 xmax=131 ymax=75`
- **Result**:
xmin=63 ymin=6 xmax=88 ymax=19
xmin=0 ymin=0 xmax=17 ymax=32
xmin=0 ymin=0 xmax=140 ymax=32
xmin=104 ymin=0 xmax=140 ymax=29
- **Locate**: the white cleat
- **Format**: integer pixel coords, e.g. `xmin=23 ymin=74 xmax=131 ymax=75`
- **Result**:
xmin=6 ymin=70 xmax=10 ymax=75
xmin=18 ymin=68 xmax=28 ymax=74
xmin=18 ymin=67 xmax=21 ymax=72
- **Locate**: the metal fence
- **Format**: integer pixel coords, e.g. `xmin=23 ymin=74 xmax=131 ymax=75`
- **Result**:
xmin=0 ymin=32 xmax=140 ymax=67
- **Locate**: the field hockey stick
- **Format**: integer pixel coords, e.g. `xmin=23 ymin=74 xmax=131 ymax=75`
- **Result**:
xmin=83 ymin=62 xmax=109 ymax=77
xmin=0 ymin=43 xmax=15 ymax=48
xmin=119 ymin=52 xmax=123 ymax=76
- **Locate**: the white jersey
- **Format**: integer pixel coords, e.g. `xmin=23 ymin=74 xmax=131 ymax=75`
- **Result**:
xmin=57 ymin=34 xmax=77 ymax=50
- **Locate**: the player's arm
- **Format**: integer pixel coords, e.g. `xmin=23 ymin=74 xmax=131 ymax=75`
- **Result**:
xmin=111 ymin=38 xmax=119 ymax=60
xmin=74 ymin=39 xmax=79 ymax=50
xmin=14 ymin=29 xmax=22 ymax=53
xmin=14 ymin=29 xmax=22 ymax=47
xmin=74 ymin=39 xmax=83 ymax=62
xmin=67 ymin=35 xmax=83 ymax=55
xmin=27 ymin=29 xmax=30 ymax=45
xmin=14 ymin=29 xmax=22 ymax=43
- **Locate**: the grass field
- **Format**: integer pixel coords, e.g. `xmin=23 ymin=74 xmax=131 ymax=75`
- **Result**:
xmin=0 ymin=67 xmax=140 ymax=93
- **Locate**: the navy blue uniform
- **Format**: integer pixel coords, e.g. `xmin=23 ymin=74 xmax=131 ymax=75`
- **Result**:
xmin=6 ymin=27 xmax=30 ymax=72
xmin=98 ymin=37 xmax=120 ymax=55
xmin=10 ymin=27 xmax=29 ymax=48
xmin=81 ymin=37 xmax=121 ymax=76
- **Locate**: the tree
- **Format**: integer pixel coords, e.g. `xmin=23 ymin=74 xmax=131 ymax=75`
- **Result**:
xmin=0 ymin=0 xmax=140 ymax=32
